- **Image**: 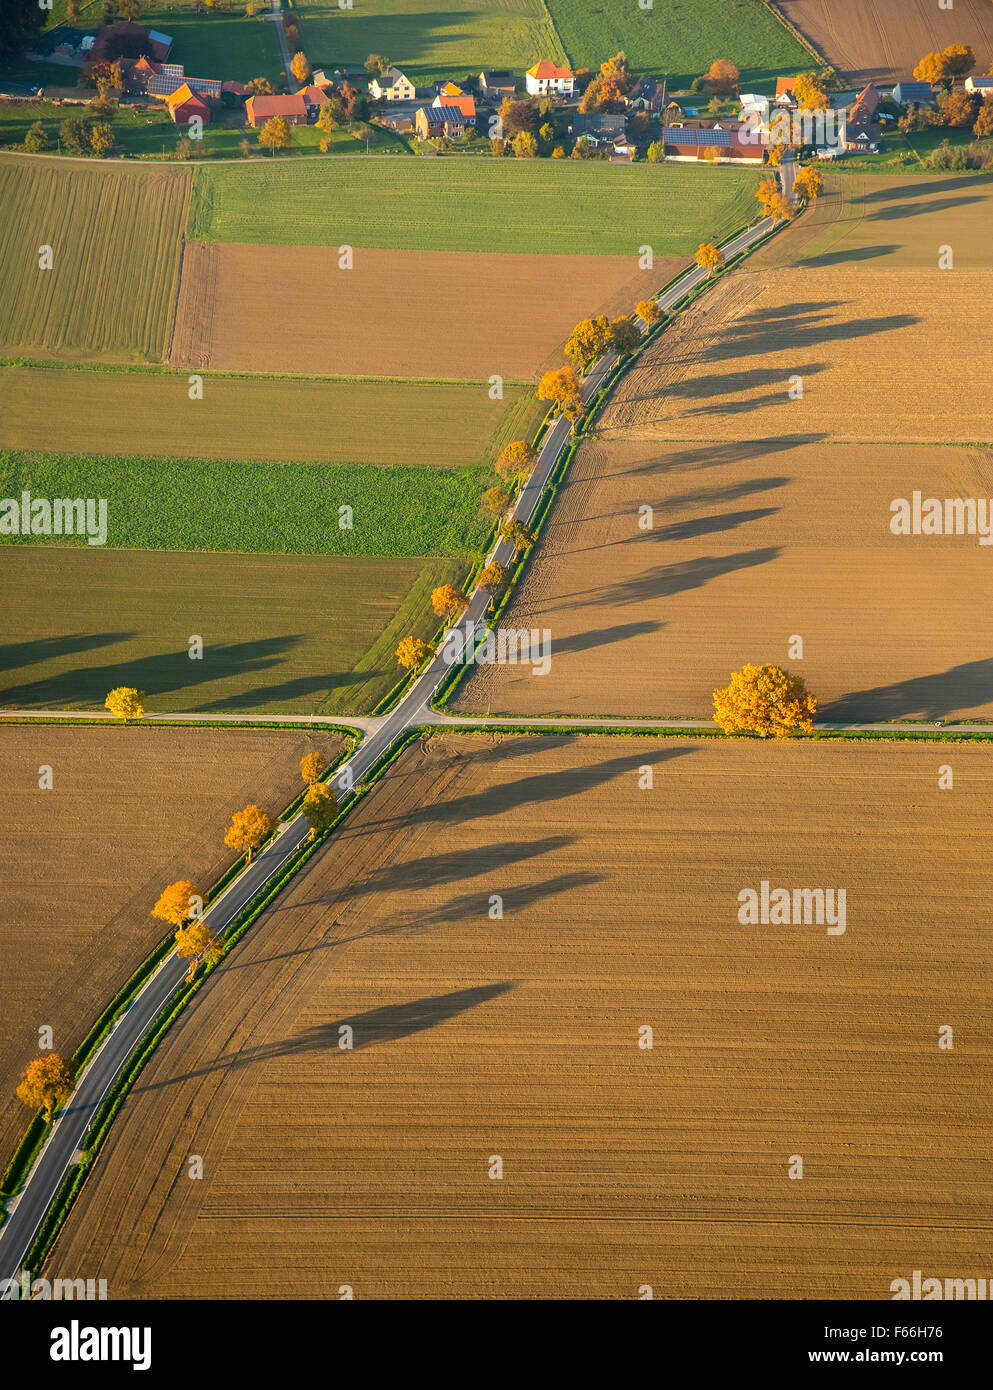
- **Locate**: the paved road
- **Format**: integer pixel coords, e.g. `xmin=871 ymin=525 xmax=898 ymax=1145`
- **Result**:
xmin=0 ymin=211 xmax=785 ymax=1289
xmin=266 ymin=0 xmax=294 ymax=85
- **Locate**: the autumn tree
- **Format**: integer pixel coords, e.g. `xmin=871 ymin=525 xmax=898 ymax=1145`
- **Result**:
xmin=174 ymin=922 xmax=221 ymax=980
xmin=499 ymin=96 xmax=538 ymax=136
xmin=224 ymin=805 xmax=274 ymax=861
xmin=152 ymin=878 xmax=202 ymax=929
xmin=500 ymin=518 xmax=535 ymax=558
xmin=300 ymin=781 xmax=338 ymax=840
xmin=105 ymin=686 xmax=145 ymax=722
xmin=431 ymin=584 xmax=468 ymax=622
xmin=609 ymin=316 xmax=641 ymax=355
xmin=767 ymin=191 xmax=796 ymax=222
xmin=482 ymin=485 xmax=510 ymax=517
xmin=974 ymin=100 xmax=993 ymax=138
xmin=944 ymin=44 xmax=976 ymax=77
xmin=299 ymin=752 xmax=325 ymax=784
xmin=90 ymin=122 xmax=114 ymax=157
xmin=793 ymin=70 xmax=829 ymax=111
xmin=793 ymin=165 xmax=824 ymax=199
xmin=396 ymin=635 xmax=432 ymax=670
xmin=636 ymin=298 xmax=661 ymax=325
xmin=538 ymin=366 xmax=585 ymax=422
xmin=258 ymin=115 xmax=291 ymax=153
xmin=290 ymin=50 xmax=311 ymax=87
xmin=365 ymin=54 xmax=389 ymax=77
xmin=496 ymin=439 xmax=537 ymax=484
xmin=756 ymin=178 xmax=779 ymax=211
xmin=940 ymin=88 xmax=979 ymax=127
xmin=59 ymin=115 xmax=92 ymax=155
xmin=248 ymin=77 xmax=275 ymax=95
xmin=23 ymin=119 xmax=48 ymax=152
xmin=317 ymin=98 xmax=344 ymax=133
xmin=646 ymin=139 xmax=664 ymax=163
xmin=16 ymin=1054 xmax=75 ymax=1122
xmin=565 ymin=315 xmax=612 ymax=373
xmin=513 ymin=129 xmax=538 ymax=157
xmin=712 ymin=663 xmax=817 ymax=738
xmin=705 ymin=58 xmax=739 ymax=95
xmin=695 ymin=242 xmax=725 ymax=277
xmin=476 ymin=561 xmax=510 ymax=610
xmin=914 ymin=51 xmax=951 ymax=85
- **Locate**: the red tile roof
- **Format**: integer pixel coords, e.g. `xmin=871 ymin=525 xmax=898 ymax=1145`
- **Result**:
xmin=528 ymin=60 xmax=574 ymax=81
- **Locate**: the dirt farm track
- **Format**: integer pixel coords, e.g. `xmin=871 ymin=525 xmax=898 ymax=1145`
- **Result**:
xmin=46 ymin=736 xmax=993 ymax=1300
xmin=780 ymin=0 xmax=993 ymax=87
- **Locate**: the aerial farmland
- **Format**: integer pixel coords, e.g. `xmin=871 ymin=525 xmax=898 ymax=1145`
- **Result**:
xmin=1 ymin=0 xmax=991 ymax=1348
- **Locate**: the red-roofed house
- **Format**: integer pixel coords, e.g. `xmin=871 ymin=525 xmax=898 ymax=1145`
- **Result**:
xmin=775 ymin=76 xmax=797 ymax=105
xmin=431 ymin=90 xmax=476 ymax=122
xmin=166 ymin=83 xmax=210 ymax=126
xmin=525 ymin=60 xmax=574 ymax=97
xmin=245 ymin=92 xmax=308 ymax=126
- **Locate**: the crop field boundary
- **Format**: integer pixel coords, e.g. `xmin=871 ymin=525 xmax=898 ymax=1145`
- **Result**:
xmin=0 ymin=359 xmax=533 ymax=390
xmin=762 ymin=0 xmax=835 ymax=75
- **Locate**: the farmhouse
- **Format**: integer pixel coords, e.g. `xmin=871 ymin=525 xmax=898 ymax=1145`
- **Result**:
xmin=663 ymin=125 xmax=764 ymax=162
xmin=626 ymin=75 xmax=664 ymax=113
xmin=965 ymin=75 xmax=993 ymax=95
xmin=775 ymin=76 xmax=797 ymax=106
xmin=893 ymin=80 xmax=934 ymax=108
xmin=571 ymin=112 xmax=627 ymax=146
xmin=479 ymin=70 xmax=515 ymax=101
xmin=301 ymin=85 xmax=330 ymax=112
xmin=415 ymin=105 xmax=466 ymax=140
xmin=147 ymin=63 xmax=222 ymax=101
xmin=525 ymin=61 xmax=574 ymax=97
xmin=166 ymin=83 xmax=211 ymax=126
xmin=370 ymin=66 xmax=415 ymax=101
xmin=245 ymin=93 xmax=308 ymax=127
xmin=432 ymin=90 xmax=476 ymax=122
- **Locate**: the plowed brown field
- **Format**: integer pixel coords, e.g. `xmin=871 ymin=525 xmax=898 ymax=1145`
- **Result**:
xmin=47 ymin=735 xmax=993 ymax=1298
xmin=780 ymin=0 xmax=993 ymax=86
xmin=169 ymin=242 xmax=676 ymax=381
xmin=0 ymin=725 xmax=341 ymax=1167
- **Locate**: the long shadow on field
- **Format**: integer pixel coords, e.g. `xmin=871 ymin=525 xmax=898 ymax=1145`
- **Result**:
xmin=622 ymin=363 xmax=826 ymax=406
xmin=359 ymin=746 xmax=695 ymax=835
xmin=194 ymin=667 xmax=372 ymax=712
xmin=555 ymin=509 xmax=778 ymax=557
xmin=664 ymin=476 xmax=791 ymax=509
xmin=133 ymin=983 xmax=516 ymax=1090
xmin=550 ymin=619 xmax=664 ymax=654
xmin=858 ymin=176 xmax=993 ymax=202
xmin=867 ymin=195 xmax=989 ymax=222
xmin=800 ymin=244 xmax=899 ymax=268
xmin=698 ymin=310 xmax=919 ymax=364
xmin=351 ymin=872 xmax=602 ymax=942
xmin=601 ymin=436 xmax=824 ymax=479
xmin=824 ymin=658 xmax=993 ymax=722
xmin=560 ymin=547 xmax=781 ymax=609
xmin=0 ymin=634 xmax=306 ymax=707
xmin=0 ymin=632 xmax=136 ymax=675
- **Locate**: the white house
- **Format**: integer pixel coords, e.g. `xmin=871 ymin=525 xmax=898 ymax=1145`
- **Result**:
xmin=525 ymin=60 xmax=574 ymax=97
xmin=369 ymin=66 xmax=415 ymax=102
xmin=965 ymin=74 xmax=993 ymax=95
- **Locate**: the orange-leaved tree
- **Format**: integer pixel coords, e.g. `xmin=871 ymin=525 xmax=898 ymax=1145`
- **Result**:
xmin=431 ymin=584 xmax=468 ymax=622
xmin=705 ymin=58 xmax=739 ymax=95
xmin=695 ymin=242 xmax=725 ymax=278
xmin=301 ymin=781 xmax=338 ymax=840
xmin=105 ymin=686 xmax=145 ymax=722
xmin=793 ymin=165 xmax=824 ymax=200
xmin=224 ymin=805 xmax=274 ymax=862
xmin=396 ymin=635 xmax=432 ymax=671
xmin=152 ymin=878 xmax=202 ymax=929
xmin=913 ymin=51 xmax=951 ymax=85
xmin=496 ymin=439 xmax=537 ymax=485
xmin=712 ymin=663 xmax=817 ymax=738
xmin=564 ymin=315 xmax=612 ymax=374
xmin=290 ymin=51 xmax=311 ymax=86
xmin=300 ymin=752 xmax=325 ymax=784
xmin=482 ymin=485 xmax=511 ymax=517
xmin=174 ymin=922 xmax=221 ymax=981
xmin=538 ymin=366 xmax=585 ymax=422
xmin=16 ymin=1054 xmax=75 ymax=1122
xmin=636 ymin=298 xmax=661 ymax=325
xmin=477 ymin=561 xmax=510 ymax=611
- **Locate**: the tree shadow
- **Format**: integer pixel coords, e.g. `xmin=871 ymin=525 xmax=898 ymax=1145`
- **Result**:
xmin=550 ymin=619 xmax=665 ymax=654
xmin=824 ymin=658 xmax=993 ymax=722
xmin=601 ymin=436 xmax=824 ymax=479
xmin=663 ymin=476 xmax=790 ymax=510
xmin=133 ymin=982 xmax=516 ymax=1092
xmin=0 ymin=632 xmax=136 ymax=675
xmin=572 ymin=547 xmax=781 ymax=608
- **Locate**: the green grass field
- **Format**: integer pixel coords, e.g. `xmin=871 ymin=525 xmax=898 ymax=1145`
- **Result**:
xmin=294 ymin=0 xmax=563 ymax=84
xmin=0 ymin=365 xmax=544 ymax=469
xmin=0 ymin=156 xmax=189 ymax=362
xmin=0 ymin=547 xmax=461 ymax=715
xmin=0 ymin=449 xmax=494 ymax=558
xmin=191 ymin=158 xmax=761 ymax=255
xmin=545 ymin=0 xmax=812 ymax=88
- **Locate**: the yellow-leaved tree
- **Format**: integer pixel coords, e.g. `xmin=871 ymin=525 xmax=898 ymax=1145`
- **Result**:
xmin=794 ymin=165 xmax=824 ymax=200
xmin=477 ymin=560 xmax=510 ymax=610
xmin=174 ymin=922 xmax=221 ymax=981
xmin=16 ymin=1053 xmax=75 ymax=1121
xmin=105 ymin=686 xmax=145 ymax=722
xmin=152 ymin=879 xmax=202 ymax=929
xmin=712 ymin=663 xmax=817 ymax=738
xmin=301 ymin=781 xmax=338 ymax=839
xmin=635 ymin=298 xmax=661 ymax=326
xmin=224 ymin=805 xmax=275 ymax=861
xmin=538 ymin=366 xmax=585 ymax=422
xmin=300 ymin=752 xmax=325 ymax=785
xmin=695 ymin=242 xmax=725 ymax=278
xmin=496 ymin=439 xmax=537 ymax=485
xmin=564 ymin=315 xmax=612 ymax=374
xmin=431 ymin=584 xmax=468 ymax=622
xmin=396 ymin=635 xmax=432 ymax=671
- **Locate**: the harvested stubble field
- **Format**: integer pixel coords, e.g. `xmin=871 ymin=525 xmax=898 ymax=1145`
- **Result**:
xmin=0 ymin=724 xmax=341 ymax=1168
xmin=779 ymin=0 xmax=993 ymax=86
xmin=0 ymin=365 xmax=544 ymax=471
xmin=752 ymin=174 xmax=993 ymax=270
xmin=454 ymin=437 xmax=993 ymax=721
xmin=0 ymin=157 xmax=190 ymax=363
xmin=593 ymin=264 xmax=993 ymax=444
xmin=169 ymin=242 xmax=666 ymax=382
xmin=0 ymin=548 xmax=463 ymax=716
xmin=47 ymin=734 xmax=993 ymax=1299
xmin=190 ymin=160 xmax=761 ymax=258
